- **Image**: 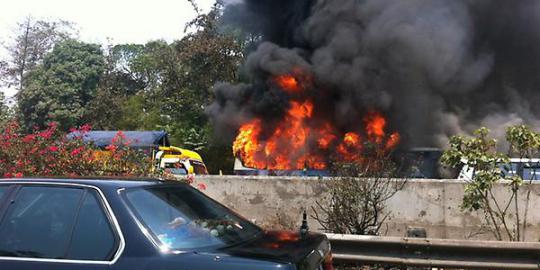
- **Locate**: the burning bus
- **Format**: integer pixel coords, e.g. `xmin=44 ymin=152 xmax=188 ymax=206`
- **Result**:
xmin=227 ymin=70 xmax=400 ymax=176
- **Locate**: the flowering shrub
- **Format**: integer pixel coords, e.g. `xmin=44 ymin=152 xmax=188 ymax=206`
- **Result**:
xmin=0 ymin=122 xmax=152 ymax=178
xmin=93 ymin=130 xmax=154 ymax=176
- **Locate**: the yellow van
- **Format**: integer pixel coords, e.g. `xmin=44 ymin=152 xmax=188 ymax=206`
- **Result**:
xmin=156 ymin=146 xmax=209 ymax=175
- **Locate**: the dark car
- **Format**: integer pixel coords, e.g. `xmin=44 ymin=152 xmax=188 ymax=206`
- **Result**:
xmin=0 ymin=178 xmax=333 ymax=270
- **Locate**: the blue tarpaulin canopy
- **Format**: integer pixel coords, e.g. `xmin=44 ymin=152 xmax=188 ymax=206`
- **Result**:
xmin=69 ymin=131 xmax=170 ymax=149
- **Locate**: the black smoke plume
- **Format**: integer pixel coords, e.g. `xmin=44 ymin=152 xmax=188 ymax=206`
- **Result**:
xmin=208 ymin=0 xmax=540 ymax=149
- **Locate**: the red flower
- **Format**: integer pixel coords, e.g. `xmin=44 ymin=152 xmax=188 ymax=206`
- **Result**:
xmin=197 ymin=183 xmax=207 ymax=191
xmin=3 ymin=173 xmax=12 ymax=178
xmin=48 ymin=146 xmax=59 ymax=152
xmin=38 ymin=130 xmax=53 ymax=139
xmin=105 ymin=144 xmax=118 ymax=152
xmin=111 ymin=131 xmax=126 ymax=144
xmin=22 ymin=134 xmax=36 ymax=143
xmin=71 ymin=147 xmax=83 ymax=156
xmin=14 ymin=172 xmax=23 ymax=178
xmin=186 ymin=174 xmax=195 ymax=184
xmin=80 ymin=124 xmax=92 ymax=133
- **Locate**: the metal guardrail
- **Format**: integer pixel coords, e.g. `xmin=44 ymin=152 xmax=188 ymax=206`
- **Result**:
xmin=326 ymin=233 xmax=540 ymax=269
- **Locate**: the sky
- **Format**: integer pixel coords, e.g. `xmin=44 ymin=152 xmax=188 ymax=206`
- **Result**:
xmin=0 ymin=0 xmax=216 ymax=100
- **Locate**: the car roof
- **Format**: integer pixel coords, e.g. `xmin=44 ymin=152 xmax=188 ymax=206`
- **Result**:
xmin=0 ymin=177 xmax=186 ymax=189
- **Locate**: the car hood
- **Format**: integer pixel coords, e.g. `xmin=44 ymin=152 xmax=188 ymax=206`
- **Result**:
xmin=219 ymin=230 xmax=329 ymax=264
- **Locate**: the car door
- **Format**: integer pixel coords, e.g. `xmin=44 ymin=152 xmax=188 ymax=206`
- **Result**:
xmin=0 ymin=184 xmax=121 ymax=270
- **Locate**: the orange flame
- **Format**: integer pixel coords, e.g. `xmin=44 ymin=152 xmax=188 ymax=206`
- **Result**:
xmin=365 ymin=112 xmax=386 ymax=144
xmin=337 ymin=132 xmax=363 ymax=162
xmin=386 ymin=132 xmax=401 ymax=150
xmin=317 ymin=124 xmax=337 ymax=149
xmin=272 ymin=68 xmax=313 ymax=94
xmin=233 ymin=72 xmax=400 ymax=170
xmin=343 ymin=132 xmax=360 ymax=146
xmin=274 ymin=75 xmax=300 ymax=93
xmin=232 ymin=119 xmax=262 ymax=168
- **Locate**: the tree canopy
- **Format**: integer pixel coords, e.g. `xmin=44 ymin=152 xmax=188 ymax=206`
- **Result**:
xmin=2 ymin=3 xmax=246 ymax=173
xmin=1 ymin=17 xmax=77 ymax=90
xmin=17 ymin=40 xmax=105 ymax=131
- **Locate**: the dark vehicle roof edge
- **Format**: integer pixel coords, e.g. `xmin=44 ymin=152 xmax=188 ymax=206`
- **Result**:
xmin=0 ymin=177 xmax=186 ymax=189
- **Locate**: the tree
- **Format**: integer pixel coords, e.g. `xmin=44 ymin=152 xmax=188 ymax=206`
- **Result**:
xmin=165 ymin=2 xmax=244 ymax=173
xmin=0 ymin=92 xmax=11 ymax=126
xmin=312 ymin=153 xmax=406 ymax=235
xmin=178 ymin=1 xmax=243 ymax=107
xmin=0 ymin=60 xmax=8 ymax=86
xmin=32 ymin=2 xmax=246 ymax=173
xmin=17 ymin=40 xmax=105 ymax=131
xmin=94 ymin=3 xmax=245 ymax=173
xmin=85 ymin=43 xmax=147 ymax=130
xmin=441 ymin=125 xmax=540 ymax=241
xmin=1 ymin=17 xmax=77 ymax=90
xmin=88 ymin=40 xmax=181 ymax=131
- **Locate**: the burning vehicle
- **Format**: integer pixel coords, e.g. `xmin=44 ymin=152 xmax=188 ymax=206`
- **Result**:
xmin=225 ymin=69 xmax=400 ymax=175
xmin=231 ymin=77 xmax=400 ymax=172
xmin=229 ymin=74 xmax=401 ymax=175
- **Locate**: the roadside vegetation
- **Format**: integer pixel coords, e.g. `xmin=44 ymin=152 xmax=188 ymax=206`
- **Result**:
xmin=312 ymin=146 xmax=407 ymax=236
xmin=0 ymin=2 xmax=245 ymax=174
xmin=442 ymin=125 xmax=540 ymax=241
xmin=0 ymin=121 xmax=152 ymax=178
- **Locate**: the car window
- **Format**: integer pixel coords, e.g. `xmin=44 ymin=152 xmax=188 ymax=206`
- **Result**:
xmin=190 ymin=161 xmax=208 ymax=175
xmin=168 ymin=168 xmax=188 ymax=175
xmin=124 ymin=185 xmax=261 ymax=250
xmin=523 ymin=165 xmax=540 ymax=180
xmin=500 ymin=163 xmax=519 ymax=177
xmin=0 ymin=186 xmax=84 ymax=259
xmin=164 ymin=162 xmax=188 ymax=175
xmin=67 ymin=190 xmax=117 ymax=260
xmin=0 ymin=186 xmax=9 ymax=201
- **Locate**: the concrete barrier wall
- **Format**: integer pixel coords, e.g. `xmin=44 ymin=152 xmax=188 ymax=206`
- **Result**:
xmin=195 ymin=176 xmax=540 ymax=241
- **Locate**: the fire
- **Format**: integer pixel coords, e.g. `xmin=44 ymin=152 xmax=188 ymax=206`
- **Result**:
xmin=337 ymin=132 xmax=362 ymax=162
xmin=365 ymin=112 xmax=386 ymax=140
xmin=232 ymin=120 xmax=262 ymax=168
xmin=274 ymin=75 xmax=300 ymax=93
xmin=272 ymin=68 xmax=312 ymax=94
xmin=233 ymin=71 xmax=400 ymax=170
xmin=343 ymin=132 xmax=360 ymax=146
xmin=386 ymin=133 xmax=400 ymax=149
xmin=317 ymin=124 xmax=336 ymax=149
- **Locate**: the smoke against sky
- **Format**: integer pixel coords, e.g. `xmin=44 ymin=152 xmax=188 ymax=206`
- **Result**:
xmin=209 ymin=0 xmax=540 ymax=149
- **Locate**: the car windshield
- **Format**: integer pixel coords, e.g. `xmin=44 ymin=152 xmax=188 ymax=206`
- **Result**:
xmin=123 ymin=185 xmax=262 ymax=250
xmin=167 ymin=168 xmax=188 ymax=175
xmin=164 ymin=163 xmax=188 ymax=175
